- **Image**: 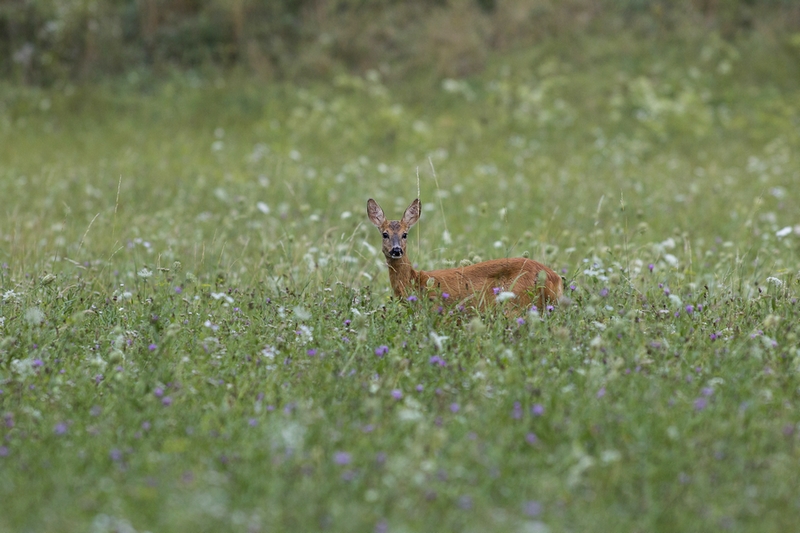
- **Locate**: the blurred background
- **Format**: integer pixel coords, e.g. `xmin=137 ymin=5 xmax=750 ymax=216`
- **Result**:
xmin=3 ymin=0 xmax=799 ymax=86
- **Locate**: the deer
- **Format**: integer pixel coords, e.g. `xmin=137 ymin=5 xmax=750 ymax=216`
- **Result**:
xmin=367 ymin=198 xmax=563 ymax=313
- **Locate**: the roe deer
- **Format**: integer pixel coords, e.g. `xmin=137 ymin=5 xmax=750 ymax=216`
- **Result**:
xmin=367 ymin=198 xmax=563 ymax=313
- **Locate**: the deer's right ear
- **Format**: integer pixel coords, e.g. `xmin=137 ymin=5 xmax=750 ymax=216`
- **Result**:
xmin=402 ymin=198 xmax=421 ymax=227
xmin=367 ymin=199 xmax=385 ymax=227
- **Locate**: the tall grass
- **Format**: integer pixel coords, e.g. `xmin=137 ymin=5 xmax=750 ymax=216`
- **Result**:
xmin=1 ymin=28 xmax=800 ymax=532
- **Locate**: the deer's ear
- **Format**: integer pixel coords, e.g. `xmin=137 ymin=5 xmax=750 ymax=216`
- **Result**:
xmin=367 ymin=199 xmax=385 ymax=227
xmin=402 ymin=199 xmax=421 ymax=227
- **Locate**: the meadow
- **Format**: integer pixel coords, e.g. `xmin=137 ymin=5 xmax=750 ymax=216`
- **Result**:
xmin=1 ymin=29 xmax=800 ymax=532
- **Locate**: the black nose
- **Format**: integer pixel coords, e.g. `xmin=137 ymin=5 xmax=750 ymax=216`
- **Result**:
xmin=389 ymin=247 xmax=403 ymax=258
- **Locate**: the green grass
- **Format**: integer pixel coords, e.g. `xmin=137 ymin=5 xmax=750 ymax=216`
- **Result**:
xmin=2 ymin=30 xmax=800 ymax=532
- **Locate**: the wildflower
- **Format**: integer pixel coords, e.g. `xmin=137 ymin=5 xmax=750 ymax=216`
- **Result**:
xmin=516 ymin=317 xmax=525 ymax=326
xmin=685 ymin=304 xmax=694 ymax=314
xmin=174 ymin=286 xmax=182 ymax=294
xmin=391 ymin=389 xmax=403 ymax=400
xmin=524 ymin=500 xmax=542 ymax=517
xmin=496 ymin=291 xmax=517 ymax=303
xmin=138 ymin=268 xmax=153 ymax=278
xmin=248 ymin=418 xmax=257 ymax=427
xmin=154 ymin=387 xmax=164 ymax=398
xmin=450 ymin=403 xmax=460 ymax=413
xmin=493 ymin=287 xmax=501 ymax=295
xmin=162 ymin=396 xmax=173 ymax=406
xmin=458 ymin=495 xmax=473 ymax=510
xmin=569 ymin=283 xmax=577 ymax=291
xmin=406 ymin=295 xmax=418 ymax=302
xmin=701 ymin=387 xmax=714 ymax=397
xmin=375 ymin=345 xmax=389 ymax=357
xmin=530 ymin=305 xmax=539 ymax=314
xmin=429 ymin=355 xmax=446 ymax=367
xmin=546 ymin=305 xmax=554 ymax=313
xmin=0 ymin=446 xmax=8 ymax=457
xmin=531 ymin=404 xmax=544 ymax=416
xmin=694 ymin=398 xmax=707 ymax=411
xmin=54 ymin=422 xmax=68 ymax=435
xmin=648 ymin=263 xmax=654 ymax=272
xmin=599 ymin=288 xmax=609 ymax=297
xmin=110 ymin=449 xmax=123 ymax=462
xmin=442 ymin=292 xmax=449 ymax=300
xmin=525 ymin=432 xmax=538 ymax=445
xmin=334 ymin=451 xmax=352 ymax=465
xmin=512 ymin=402 xmax=522 ymax=420
xmin=148 ymin=343 xmax=157 ymax=351
xmin=597 ymin=387 xmax=606 ymax=398
xmin=306 ymin=349 xmax=317 ymax=357
xmin=416 ymin=384 xmax=424 ymax=392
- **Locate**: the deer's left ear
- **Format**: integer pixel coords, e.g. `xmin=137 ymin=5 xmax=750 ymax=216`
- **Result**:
xmin=402 ymin=199 xmax=421 ymax=227
xmin=367 ymin=199 xmax=386 ymax=228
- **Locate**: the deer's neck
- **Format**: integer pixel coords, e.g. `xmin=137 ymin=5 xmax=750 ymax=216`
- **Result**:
xmin=386 ymin=255 xmax=424 ymax=297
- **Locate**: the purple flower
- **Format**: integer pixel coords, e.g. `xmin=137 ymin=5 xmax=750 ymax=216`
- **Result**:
xmin=416 ymin=384 xmax=424 ymax=392
xmin=110 ymin=449 xmax=123 ymax=462
xmin=524 ymin=500 xmax=542 ymax=517
xmin=374 ymin=345 xmax=389 ymax=357
xmin=32 ymin=359 xmax=43 ymax=367
xmin=701 ymin=387 xmax=714 ymax=397
xmin=407 ymin=295 xmax=418 ymax=302
xmin=0 ymin=446 xmax=8 ymax=457
xmin=248 ymin=418 xmax=257 ymax=427
xmin=450 ymin=403 xmax=460 ymax=413
xmin=694 ymin=398 xmax=707 ymax=411
xmin=362 ymin=424 xmax=375 ymax=433
xmin=141 ymin=421 xmax=151 ymax=431
xmin=685 ymin=305 xmax=694 ymax=314
xmin=569 ymin=283 xmax=577 ymax=291
xmin=334 ymin=451 xmax=352 ymax=465
xmin=599 ymin=288 xmax=609 ymax=297
xmin=375 ymin=520 xmax=388 ymax=533
xmin=306 ymin=349 xmax=317 ymax=357
xmin=512 ymin=402 xmax=522 ymax=420
xmin=597 ymin=387 xmax=606 ymax=398
xmin=344 ymin=319 xmax=351 ymax=326
xmin=525 ymin=432 xmax=538 ymax=445
xmin=648 ymin=263 xmax=654 ymax=272
xmin=94 ymin=374 xmax=104 ymax=384
xmin=493 ymin=287 xmax=501 ymax=295
xmin=516 ymin=317 xmax=525 ymax=326
xmin=391 ymin=389 xmax=403 ymax=400
xmin=154 ymin=387 xmax=164 ymax=398
xmin=546 ymin=305 xmax=554 ymax=313
xmin=429 ymin=355 xmax=446 ymax=367
xmin=458 ymin=495 xmax=473 ymax=510
xmin=530 ymin=305 xmax=539 ymax=314
xmin=174 ymin=286 xmax=182 ymax=294
xmin=54 ymin=422 xmax=68 ymax=435
xmin=531 ymin=404 xmax=544 ymax=416
xmin=664 ymin=287 xmax=671 ymax=296
xmin=162 ymin=396 xmax=173 ymax=406
xmin=148 ymin=343 xmax=157 ymax=351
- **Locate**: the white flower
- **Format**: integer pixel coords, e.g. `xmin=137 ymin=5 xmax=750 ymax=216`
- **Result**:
xmin=496 ymin=291 xmax=517 ymax=303
xmin=261 ymin=346 xmax=278 ymax=359
xmin=776 ymin=226 xmax=792 ymax=238
xmin=137 ymin=268 xmax=153 ymax=278
xmin=256 ymin=202 xmax=270 ymax=214
xmin=429 ymin=331 xmax=449 ymax=351
xmin=210 ymin=292 xmax=234 ymax=305
xmin=2 ymin=290 xmax=20 ymax=303
xmin=766 ymin=277 xmax=783 ymax=286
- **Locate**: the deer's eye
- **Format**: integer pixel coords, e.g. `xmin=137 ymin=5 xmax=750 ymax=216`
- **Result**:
xmin=402 ymin=233 xmax=408 ymax=239
xmin=382 ymin=232 xmax=389 ymax=239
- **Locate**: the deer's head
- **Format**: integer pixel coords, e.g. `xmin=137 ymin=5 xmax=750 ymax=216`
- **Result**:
xmin=367 ymin=198 xmax=420 ymax=260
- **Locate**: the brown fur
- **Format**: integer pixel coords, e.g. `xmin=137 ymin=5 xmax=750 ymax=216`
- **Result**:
xmin=367 ymin=198 xmax=563 ymax=313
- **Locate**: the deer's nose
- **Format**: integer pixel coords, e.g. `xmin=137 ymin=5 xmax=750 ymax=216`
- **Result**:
xmin=389 ymin=246 xmax=403 ymax=258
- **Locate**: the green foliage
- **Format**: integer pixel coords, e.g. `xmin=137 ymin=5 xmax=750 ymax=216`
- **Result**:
xmin=2 ymin=27 xmax=800 ymax=532
xmin=2 ymin=0 xmax=800 ymax=84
